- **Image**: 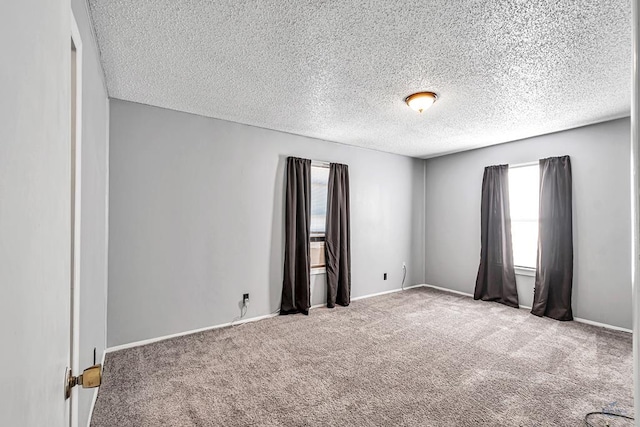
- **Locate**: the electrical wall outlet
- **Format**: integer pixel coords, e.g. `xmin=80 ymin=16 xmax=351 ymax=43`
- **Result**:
xmin=243 ymin=293 xmax=250 ymax=305
xmin=383 ymin=273 xmax=387 ymax=280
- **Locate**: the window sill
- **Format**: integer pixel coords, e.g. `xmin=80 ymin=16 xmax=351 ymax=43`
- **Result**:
xmin=515 ymin=266 xmax=536 ymax=277
xmin=311 ymin=267 xmax=326 ymax=276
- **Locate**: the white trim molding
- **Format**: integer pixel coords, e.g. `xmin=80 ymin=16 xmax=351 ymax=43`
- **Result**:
xmin=631 ymin=0 xmax=640 ymax=415
xmin=310 ymin=267 xmax=326 ymax=275
xmin=86 ymin=349 xmax=107 ymax=427
xmin=105 ymin=283 xmax=631 ymax=356
xmin=82 ymin=0 xmax=109 ymax=95
xmin=423 ymin=284 xmax=632 ymax=334
xmin=104 ymin=97 xmax=110 ymax=357
xmin=106 ymin=284 xmax=427 ymax=353
xmin=352 ymin=283 xmax=425 ymax=301
xmin=423 ymin=284 xmax=473 ymax=298
xmin=70 ymin=10 xmax=83 ymax=427
xmin=105 ymin=312 xmax=280 ymax=353
xmin=573 ymin=317 xmax=632 ymax=334
xmin=514 ymin=266 xmax=536 ymax=277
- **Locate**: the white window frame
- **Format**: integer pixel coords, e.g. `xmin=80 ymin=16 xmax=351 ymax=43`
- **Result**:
xmin=508 ymin=161 xmax=539 ymax=274
xmin=310 ymin=161 xmax=329 ymax=275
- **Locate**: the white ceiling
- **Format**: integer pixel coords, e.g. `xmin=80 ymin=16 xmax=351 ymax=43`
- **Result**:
xmin=89 ymin=0 xmax=631 ymax=158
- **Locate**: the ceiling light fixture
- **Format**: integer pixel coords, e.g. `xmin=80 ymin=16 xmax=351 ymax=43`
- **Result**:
xmin=405 ymin=91 xmax=438 ymax=113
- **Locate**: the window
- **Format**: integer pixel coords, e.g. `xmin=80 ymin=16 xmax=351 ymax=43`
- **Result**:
xmin=310 ymin=164 xmax=329 ymax=271
xmin=508 ymin=164 xmax=539 ymax=269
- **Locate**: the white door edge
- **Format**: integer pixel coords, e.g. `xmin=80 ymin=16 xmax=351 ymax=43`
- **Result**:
xmin=70 ymin=8 xmax=83 ymax=427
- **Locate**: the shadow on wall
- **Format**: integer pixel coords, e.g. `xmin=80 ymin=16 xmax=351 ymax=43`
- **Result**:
xmin=268 ymin=155 xmax=287 ymax=311
xmin=409 ymin=161 xmax=426 ymax=285
xmin=571 ymin=185 xmax=580 ymax=318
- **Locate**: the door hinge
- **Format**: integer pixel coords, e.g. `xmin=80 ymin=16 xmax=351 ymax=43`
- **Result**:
xmin=65 ymin=364 xmax=102 ymax=399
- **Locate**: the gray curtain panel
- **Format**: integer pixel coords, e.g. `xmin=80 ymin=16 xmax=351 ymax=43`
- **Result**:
xmin=325 ymin=163 xmax=351 ymax=308
xmin=474 ymin=165 xmax=519 ymax=308
xmin=281 ymin=157 xmax=312 ymax=315
xmin=531 ymin=156 xmax=573 ymax=320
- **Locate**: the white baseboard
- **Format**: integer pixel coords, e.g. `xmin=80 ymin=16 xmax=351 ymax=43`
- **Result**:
xmin=423 ymin=284 xmax=473 ymax=298
xmin=309 ymin=284 xmax=426 ymax=310
xmin=106 ymin=284 xmax=427 ymax=353
xmin=105 ymin=282 xmax=630 ymax=354
xmin=352 ymin=283 xmax=425 ymax=301
xmin=105 ymin=311 xmax=280 ymax=353
xmin=573 ymin=317 xmax=632 ymax=333
xmin=86 ymin=349 xmax=106 ymax=427
xmin=423 ymin=284 xmax=632 ymax=334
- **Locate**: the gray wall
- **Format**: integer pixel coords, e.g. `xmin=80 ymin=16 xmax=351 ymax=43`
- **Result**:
xmin=108 ymin=100 xmax=425 ymax=347
xmin=0 ymin=1 xmax=72 ymax=425
xmin=71 ymin=1 xmax=110 ymax=425
xmin=425 ymin=118 xmax=632 ymax=329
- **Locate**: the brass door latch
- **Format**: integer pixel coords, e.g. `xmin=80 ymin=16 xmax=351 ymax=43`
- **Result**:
xmin=65 ymin=364 xmax=102 ymax=399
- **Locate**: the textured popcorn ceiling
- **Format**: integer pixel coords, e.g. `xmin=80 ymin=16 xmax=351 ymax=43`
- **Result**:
xmin=89 ymin=0 xmax=631 ymax=158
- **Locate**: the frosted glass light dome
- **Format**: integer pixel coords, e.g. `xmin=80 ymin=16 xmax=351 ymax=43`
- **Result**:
xmin=405 ymin=92 xmax=438 ymax=113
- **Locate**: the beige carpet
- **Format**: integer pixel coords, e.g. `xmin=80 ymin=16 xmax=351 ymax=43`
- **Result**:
xmin=91 ymin=287 xmax=633 ymax=426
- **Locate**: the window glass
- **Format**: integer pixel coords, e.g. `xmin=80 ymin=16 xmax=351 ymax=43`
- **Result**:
xmin=310 ymin=166 xmax=329 ymax=236
xmin=509 ymin=164 xmax=539 ymax=269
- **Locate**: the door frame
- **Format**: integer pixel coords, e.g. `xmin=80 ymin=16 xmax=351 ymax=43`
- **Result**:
xmin=70 ymin=9 xmax=83 ymax=427
xmin=632 ymin=0 xmax=640 ymax=418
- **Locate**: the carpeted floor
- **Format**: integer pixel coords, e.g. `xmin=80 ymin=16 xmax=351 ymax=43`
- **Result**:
xmin=91 ymin=287 xmax=633 ymax=426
